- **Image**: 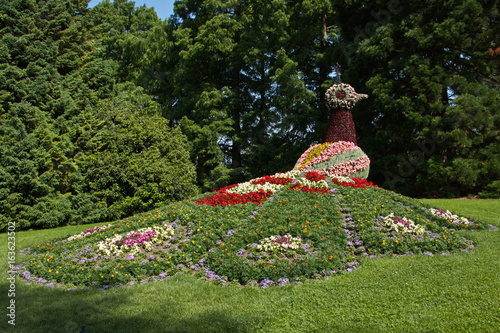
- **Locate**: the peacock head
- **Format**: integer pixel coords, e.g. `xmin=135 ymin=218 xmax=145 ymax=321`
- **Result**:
xmin=325 ymin=83 xmax=368 ymax=110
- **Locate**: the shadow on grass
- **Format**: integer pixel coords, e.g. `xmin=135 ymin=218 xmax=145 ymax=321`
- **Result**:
xmin=0 ymin=279 xmax=254 ymax=333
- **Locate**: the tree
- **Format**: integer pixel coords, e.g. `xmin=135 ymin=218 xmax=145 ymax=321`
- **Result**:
xmin=334 ymin=0 xmax=500 ymax=196
xmin=0 ymin=0 xmax=198 ymax=231
xmin=0 ymin=0 xmax=95 ymax=230
xmin=158 ymin=0 xmax=341 ymax=188
xmin=79 ymin=84 xmax=198 ymax=220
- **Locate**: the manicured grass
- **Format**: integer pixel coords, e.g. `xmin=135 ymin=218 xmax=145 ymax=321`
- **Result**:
xmin=1 ymin=199 xmax=498 ymax=332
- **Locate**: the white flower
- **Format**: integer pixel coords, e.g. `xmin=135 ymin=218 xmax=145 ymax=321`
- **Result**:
xmin=95 ymin=223 xmax=174 ymax=257
xmin=429 ymin=208 xmax=472 ymax=225
xmin=66 ymin=224 xmax=112 ymax=242
xmin=380 ymin=213 xmax=425 ymax=235
xmin=296 ymin=178 xmax=329 ymax=188
xmin=254 ymin=234 xmax=305 ymax=254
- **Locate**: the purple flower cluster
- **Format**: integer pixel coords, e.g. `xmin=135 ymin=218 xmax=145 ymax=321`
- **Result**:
xmin=82 ymin=226 xmax=107 ymax=236
xmin=392 ymin=215 xmax=410 ymax=227
xmin=272 ymin=235 xmax=292 ymax=245
xmin=115 ymin=231 xmax=157 ymax=247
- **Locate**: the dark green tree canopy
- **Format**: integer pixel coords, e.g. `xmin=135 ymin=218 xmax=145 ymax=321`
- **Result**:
xmin=0 ymin=0 xmax=198 ymax=231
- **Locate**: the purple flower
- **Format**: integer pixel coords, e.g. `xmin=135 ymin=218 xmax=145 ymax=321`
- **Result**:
xmin=226 ymin=230 xmax=235 ymax=235
xmin=261 ymin=279 xmax=275 ymax=288
xmin=158 ymin=273 xmax=168 ymax=279
xmin=277 ymin=277 xmax=289 ymax=286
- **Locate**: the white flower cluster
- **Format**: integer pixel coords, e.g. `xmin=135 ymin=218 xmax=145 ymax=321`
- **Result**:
xmin=429 ymin=208 xmax=473 ymax=225
xmin=226 ymin=181 xmax=285 ymax=194
xmin=325 ymin=83 xmax=368 ymax=110
xmin=66 ymin=224 xmax=112 ymax=242
xmin=297 ymin=178 xmax=329 ymax=188
xmin=96 ymin=224 xmax=174 ymax=257
xmin=381 ymin=213 xmax=426 ymax=235
xmin=254 ymin=234 xmax=303 ymax=254
xmin=330 ymin=175 xmax=354 ymax=183
xmin=274 ymin=170 xmax=302 ymax=178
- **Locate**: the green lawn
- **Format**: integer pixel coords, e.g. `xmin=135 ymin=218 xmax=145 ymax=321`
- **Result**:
xmin=1 ymin=199 xmax=498 ymax=333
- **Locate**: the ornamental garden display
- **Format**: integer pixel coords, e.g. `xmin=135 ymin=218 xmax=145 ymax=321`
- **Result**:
xmin=10 ymin=86 xmax=496 ymax=290
xmin=294 ymin=83 xmax=370 ymax=179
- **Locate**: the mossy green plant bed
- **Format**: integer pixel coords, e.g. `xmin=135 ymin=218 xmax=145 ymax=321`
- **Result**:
xmin=10 ymin=171 xmax=494 ymax=290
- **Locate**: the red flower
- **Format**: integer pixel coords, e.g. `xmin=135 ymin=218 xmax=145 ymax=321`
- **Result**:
xmin=195 ymin=190 xmax=272 ymax=207
xmin=332 ymin=178 xmax=377 ymax=189
xmin=290 ymin=183 xmax=330 ymax=194
xmin=304 ymin=171 xmax=326 ymax=182
xmin=251 ymin=176 xmax=294 ymax=185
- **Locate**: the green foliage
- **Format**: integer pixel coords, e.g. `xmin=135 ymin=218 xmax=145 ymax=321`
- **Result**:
xmin=479 ymin=180 xmax=500 ymax=199
xmin=334 ymin=0 xmax=500 ymax=197
xmin=80 ymin=91 xmax=198 ymax=220
xmin=163 ymin=0 xmax=338 ymax=185
xmin=2 ymin=0 xmax=498 ymax=235
xmin=0 ymin=1 xmax=198 ymax=231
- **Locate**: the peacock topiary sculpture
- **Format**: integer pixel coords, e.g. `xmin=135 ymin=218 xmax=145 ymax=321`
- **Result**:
xmin=294 ymin=83 xmax=370 ymax=179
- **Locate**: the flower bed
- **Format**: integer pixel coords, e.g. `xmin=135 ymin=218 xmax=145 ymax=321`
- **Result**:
xmin=294 ymin=141 xmax=370 ymax=179
xmin=11 ymin=171 xmax=492 ymax=289
xmin=96 ymin=224 xmax=175 ymax=256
